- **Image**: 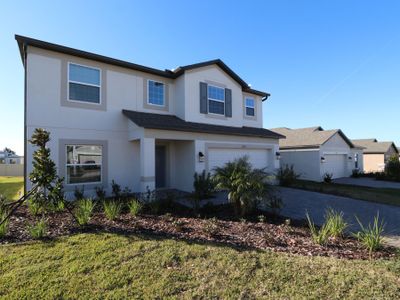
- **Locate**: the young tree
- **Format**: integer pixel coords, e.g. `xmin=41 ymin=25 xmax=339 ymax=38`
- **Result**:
xmin=29 ymin=128 xmax=64 ymax=210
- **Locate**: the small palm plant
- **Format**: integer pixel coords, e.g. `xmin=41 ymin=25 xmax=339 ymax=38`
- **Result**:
xmin=213 ymin=156 xmax=274 ymax=216
xmin=353 ymin=213 xmax=385 ymax=256
xmin=74 ymin=198 xmax=95 ymax=226
xmin=103 ymin=200 xmax=122 ymax=221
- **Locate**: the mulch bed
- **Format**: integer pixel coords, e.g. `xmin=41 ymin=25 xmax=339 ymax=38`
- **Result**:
xmin=1 ymin=205 xmax=396 ymax=260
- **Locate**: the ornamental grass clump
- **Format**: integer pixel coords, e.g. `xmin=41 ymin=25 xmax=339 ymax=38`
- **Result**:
xmin=128 ymin=198 xmax=142 ymax=217
xmin=0 ymin=208 xmax=10 ymax=237
xmin=325 ymin=208 xmax=348 ymax=238
xmin=353 ymin=213 xmax=385 ymax=255
xmin=103 ymin=200 xmax=122 ymax=221
xmin=28 ymin=219 xmax=47 ymax=239
xmin=74 ymin=198 xmax=95 ymax=226
xmin=306 ymin=212 xmax=329 ymax=246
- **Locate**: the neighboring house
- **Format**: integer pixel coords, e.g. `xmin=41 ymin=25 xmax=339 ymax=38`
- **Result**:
xmin=351 ymin=139 xmax=399 ymax=173
xmin=16 ymin=35 xmax=283 ymax=196
xmin=270 ymin=127 xmax=363 ymax=181
xmin=0 ymin=151 xmax=24 ymax=165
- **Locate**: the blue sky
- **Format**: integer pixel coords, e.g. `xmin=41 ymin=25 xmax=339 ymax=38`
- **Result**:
xmin=1 ymin=1 xmax=399 ymax=155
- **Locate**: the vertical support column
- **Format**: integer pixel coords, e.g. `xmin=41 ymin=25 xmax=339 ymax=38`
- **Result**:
xmin=140 ymin=137 xmax=155 ymax=193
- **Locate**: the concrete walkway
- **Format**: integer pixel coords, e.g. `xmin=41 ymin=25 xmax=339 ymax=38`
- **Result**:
xmin=333 ymin=177 xmax=400 ymax=189
xmin=278 ymin=187 xmax=400 ymax=237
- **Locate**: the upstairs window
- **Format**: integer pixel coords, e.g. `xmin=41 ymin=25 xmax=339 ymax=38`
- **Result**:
xmin=208 ymin=85 xmax=225 ymax=115
xmin=66 ymin=145 xmax=102 ymax=184
xmin=245 ymin=97 xmax=255 ymax=116
xmin=148 ymin=80 xmax=165 ymax=106
xmin=68 ymin=63 xmax=101 ymax=104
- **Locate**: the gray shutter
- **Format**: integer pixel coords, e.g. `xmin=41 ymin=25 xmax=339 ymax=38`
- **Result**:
xmin=225 ymin=88 xmax=232 ymax=117
xmin=200 ymin=82 xmax=208 ymax=114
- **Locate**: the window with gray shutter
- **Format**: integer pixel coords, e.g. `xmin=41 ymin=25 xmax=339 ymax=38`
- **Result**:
xmin=200 ymin=82 xmax=208 ymax=114
xmin=225 ymin=88 xmax=232 ymax=117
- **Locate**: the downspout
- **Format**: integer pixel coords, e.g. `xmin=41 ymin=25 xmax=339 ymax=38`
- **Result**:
xmin=23 ymin=43 xmax=27 ymax=194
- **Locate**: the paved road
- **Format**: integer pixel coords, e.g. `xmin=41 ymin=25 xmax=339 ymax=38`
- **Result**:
xmin=333 ymin=177 xmax=400 ymax=189
xmin=277 ymin=187 xmax=400 ymax=236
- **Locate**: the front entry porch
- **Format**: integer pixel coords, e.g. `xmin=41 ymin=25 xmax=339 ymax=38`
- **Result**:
xmin=137 ymin=137 xmax=196 ymax=193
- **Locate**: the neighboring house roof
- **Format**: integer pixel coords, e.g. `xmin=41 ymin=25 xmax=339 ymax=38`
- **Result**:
xmin=270 ymin=126 xmax=355 ymax=149
xmin=15 ymin=35 xmax=268 ymax=98
xmin=122 ymin=110 xmax=284 ymax=139
xmin=351 ymin=139 xmax=399 ymax=154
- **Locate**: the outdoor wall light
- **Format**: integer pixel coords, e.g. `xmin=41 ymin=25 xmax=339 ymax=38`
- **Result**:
xmin=198 ymin=151 xmax=205 ymax=162
xmin=320 ymin=156 xmax=326 ymax=163
xmin=348 ymin=156 xmax=353 ymax=160
xmin=275 ymin=152 xmax=281 ymax=160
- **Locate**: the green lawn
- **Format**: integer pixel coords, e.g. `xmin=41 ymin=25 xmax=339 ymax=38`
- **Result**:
xmin=0 ymin=233 xmax=399 ymax=299
xmin=0 ymin=176 xmax=24 ymax=200
xmin=291 ymin=180 xmax=400 ymax=207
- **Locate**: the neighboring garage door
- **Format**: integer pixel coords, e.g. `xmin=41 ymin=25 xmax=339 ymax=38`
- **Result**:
xmin=208 ymin=148 xmax=269 ymax=172
xmin=323 ymin=154 xmax=347 ymax=178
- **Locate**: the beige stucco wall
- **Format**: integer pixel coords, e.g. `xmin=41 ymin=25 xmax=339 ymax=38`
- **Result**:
xmin=363 ymin=154 xmax=385 ymax=173
xmin=183 ymin=66 xmax=263 ymax=128
xmin=25 ymin=46 xmax=271 ymax=195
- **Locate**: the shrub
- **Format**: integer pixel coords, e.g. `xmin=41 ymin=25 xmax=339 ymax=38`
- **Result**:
xmin=325 ymin=208 xmax=347 ymax=238
xmin=213 ymin=156 xmax=275 ymax=216
xmin=265 ymin=195 xmax=283 ymax=216
xmin=353 ymin=213 xmax=385 ymax=255
xmin=0 ymin=208 xmax=10 ymax=237
xmin=276 ymin=165 xmax=300 ymax=186
xmin=203 ymin=217 xmax=219 ymax=236
xmin=306 ymin=212 xmax=329 ymax=245
xmin=323 ymin=173 xmax=333 ymax=183
xmin=74 ymin=198 xmax=95 ymax=226
xmin=74 ymin=186 xmax=85 ymax=201
xmin=28 ymin=219 xmax=47 ymax=239
xmin=103 ymin=200 xmax=122 ymax=220
xmin=95 ymin=186 xmax=106 ymax=201
xmin=121 ymin=187 xmax=132 ymax=199
xmin=193 ymin=170 xmax=215 ymax=199
xmin=385 ymin=155 xmax=400 ymax=181
xmin=111 ymin=180 xmax=121 ymax=199
xmin=351 ymin=169 xmax=361 ymax=178
xmin=128 ymin=198 xmax=142 ymax=216
xmin=191 ymin=171 xmax=215 ymax=213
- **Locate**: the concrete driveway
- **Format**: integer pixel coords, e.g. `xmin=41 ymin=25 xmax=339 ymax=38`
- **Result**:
xmin=278 ymin=187 xmax=400 ymax=236
xmin=333 ymin=177 xmax=400 ymax=189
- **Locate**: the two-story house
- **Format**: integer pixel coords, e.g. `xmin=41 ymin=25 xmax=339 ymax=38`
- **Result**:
xmin=16 ymin=35 xmax=283 ymax=196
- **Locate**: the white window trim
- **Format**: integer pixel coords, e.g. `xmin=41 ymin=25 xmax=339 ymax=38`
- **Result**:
xmin=147 ymin=79 xmax=166 ymax=107
xmin=245 ymin=97 xmax=255 ymax=116
xmin=207 ymin=84 xmax=225 ymax=115
xmin=67 ymin=62 xmax=102 ymax=105
xmin=65 ymin=144 xmax=103 ymax=185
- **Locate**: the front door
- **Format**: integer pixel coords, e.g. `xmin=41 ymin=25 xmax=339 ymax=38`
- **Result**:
xmin=155 ymin=145 xmax=167 ymax=188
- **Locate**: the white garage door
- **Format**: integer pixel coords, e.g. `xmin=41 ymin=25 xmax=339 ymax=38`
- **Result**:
xmin=323 ymin=154 xmax=347 ymax=179
xmin=208 ymin=148 xmax=269 ymax=173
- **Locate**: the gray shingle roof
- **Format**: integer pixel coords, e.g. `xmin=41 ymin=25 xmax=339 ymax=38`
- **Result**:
xmin=123 ymin=110 xmax=284 ymax=139
xmin=352 ymin=139 xmax=398 ymax=154
xmin=270 ymin=126 xmax=354 ymax=149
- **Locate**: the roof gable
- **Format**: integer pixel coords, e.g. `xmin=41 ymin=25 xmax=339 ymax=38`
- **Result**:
xmin=352 ymin=139 xmax=399 ymax=154
xmin=271 ymin=126 xmax=354 ymax=149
